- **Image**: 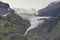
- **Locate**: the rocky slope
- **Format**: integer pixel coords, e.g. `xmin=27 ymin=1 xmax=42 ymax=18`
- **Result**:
xmin=38 ymin=1 xmax=60 ymax=17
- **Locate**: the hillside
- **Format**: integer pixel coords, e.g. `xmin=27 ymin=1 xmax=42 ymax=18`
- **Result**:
xmin=0 ymin=1 xmax=30 ymax=40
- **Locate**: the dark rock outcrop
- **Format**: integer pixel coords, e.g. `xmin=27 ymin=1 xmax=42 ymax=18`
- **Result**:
xmin=0 ymin=1 xmax=12 ymax=16
xmin=0 ymin=1 xmax=10 ymax=9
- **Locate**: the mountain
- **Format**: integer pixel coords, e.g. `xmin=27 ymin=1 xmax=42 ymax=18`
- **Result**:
xmin=0 ymin=1 xmax=30 ymax=40
xmin=26 ymin=1 xmax=60 ymax=40
xmin=38 ymin=1 xmax=60 ymax=17
xmin=0 ymin=1 xmax=60 ymax=40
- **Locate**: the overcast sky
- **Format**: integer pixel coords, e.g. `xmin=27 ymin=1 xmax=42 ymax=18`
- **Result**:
xmin=0 ymin=0 xmax=59 ymax=10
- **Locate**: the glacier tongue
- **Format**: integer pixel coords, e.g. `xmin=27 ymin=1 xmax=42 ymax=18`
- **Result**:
xmin=13 ymin=8 xmax=50 ymax=36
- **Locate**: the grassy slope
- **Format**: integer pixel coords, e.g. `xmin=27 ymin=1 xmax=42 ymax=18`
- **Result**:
xmin=0 ymin=17 xmax=25 ymax=40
